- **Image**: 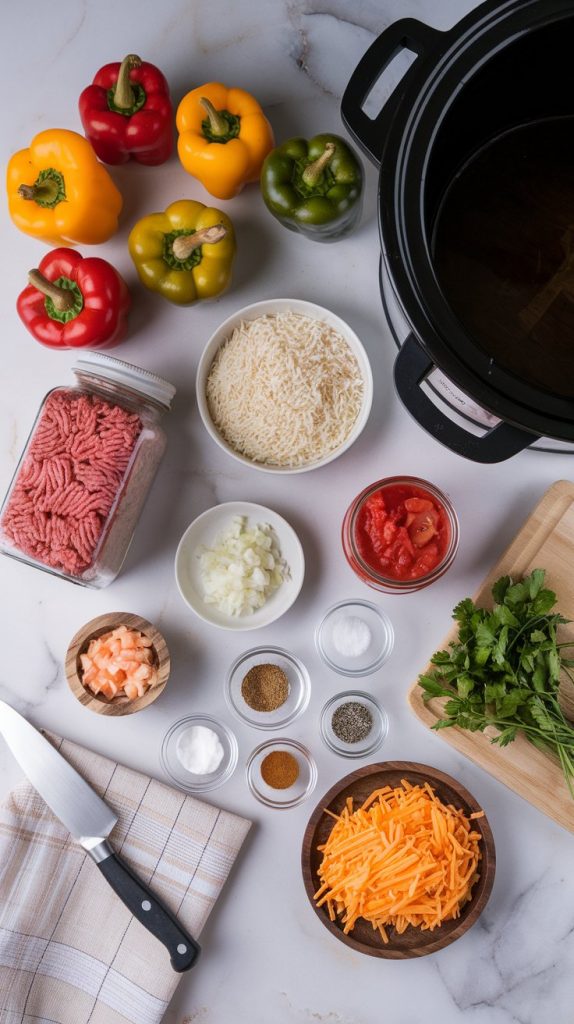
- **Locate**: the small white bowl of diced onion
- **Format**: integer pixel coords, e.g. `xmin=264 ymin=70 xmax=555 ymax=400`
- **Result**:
xmin=174 ymin=501 xmax=305 ymax=630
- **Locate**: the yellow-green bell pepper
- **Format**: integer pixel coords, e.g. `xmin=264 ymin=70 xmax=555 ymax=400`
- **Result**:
xmin=128 ymin=199 xmax=235 ymax=305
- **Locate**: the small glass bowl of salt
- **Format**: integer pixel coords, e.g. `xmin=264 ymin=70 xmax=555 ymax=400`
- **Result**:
xmin=160 ymin=714 xmax=238 ymax=793
xmin=315 ymin=599 xmax=394 ymax=677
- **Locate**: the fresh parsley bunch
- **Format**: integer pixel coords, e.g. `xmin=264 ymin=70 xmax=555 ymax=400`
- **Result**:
xmin=419 ymin=569 xmax=574 ymax=795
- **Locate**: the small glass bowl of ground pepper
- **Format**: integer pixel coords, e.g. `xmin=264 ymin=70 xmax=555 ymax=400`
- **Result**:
xmin=246 ymin=738 xmax=317 ymax=808
xmin=225 ymin=646 xmax=311 ymax=730
xmin=320 ymin=692 xmax=388 ymax=758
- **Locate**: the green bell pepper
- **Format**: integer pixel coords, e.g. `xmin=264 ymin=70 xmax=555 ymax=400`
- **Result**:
xmin=260 ymin=133 xmax=363 ymax=242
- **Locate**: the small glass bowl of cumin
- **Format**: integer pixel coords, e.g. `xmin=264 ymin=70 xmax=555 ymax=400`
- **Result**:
xmin=225 ymin=645 xmax=311 ymax=730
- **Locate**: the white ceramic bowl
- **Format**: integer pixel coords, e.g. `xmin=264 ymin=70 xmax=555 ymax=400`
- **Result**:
xmin=196 ymin=298 xmax=374 ymax=474
xmin=175 ymin=501 xmax=305 ymax=631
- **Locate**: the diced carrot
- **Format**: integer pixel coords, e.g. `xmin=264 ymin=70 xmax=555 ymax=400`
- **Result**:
xmin=80 ymin=626 xmax=157 ymax=703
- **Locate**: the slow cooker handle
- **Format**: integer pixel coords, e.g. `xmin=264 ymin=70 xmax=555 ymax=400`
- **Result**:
xmin=394 ymin=335 xmax=536 ymax=463
xmin=341 ymin=18 xmax=440 ymax=165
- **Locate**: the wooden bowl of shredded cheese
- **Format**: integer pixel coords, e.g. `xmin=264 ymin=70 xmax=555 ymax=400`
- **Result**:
xmin=302 ymin=761 xmax=495 ymax=958
xmin=196 ymin=299 xmax=373 ymax=473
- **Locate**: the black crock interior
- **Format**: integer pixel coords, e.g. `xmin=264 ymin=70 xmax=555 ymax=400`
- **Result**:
xmin=424 ymin=18 xmax=574 ymax=401
xmin=389 ymin=4 xmax=574 ymax=436
xmin=424 ymin=20 xmax=574 ymax=223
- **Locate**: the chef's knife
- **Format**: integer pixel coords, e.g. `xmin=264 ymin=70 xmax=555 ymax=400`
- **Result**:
xmin=0 ymin=699 xmax=200 ymax=972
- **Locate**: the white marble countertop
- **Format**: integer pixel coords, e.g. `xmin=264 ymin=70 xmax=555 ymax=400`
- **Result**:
xmin=1 ymin=2 xmax=573 ymax=1022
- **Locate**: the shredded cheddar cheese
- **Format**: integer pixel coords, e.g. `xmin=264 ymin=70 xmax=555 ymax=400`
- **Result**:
xmin=314 ymin=780 xmax=483 ymax=942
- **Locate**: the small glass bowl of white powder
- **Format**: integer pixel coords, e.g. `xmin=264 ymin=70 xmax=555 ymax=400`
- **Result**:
xmin=160 ymin=714 xmax=238 ymax=793
xmin=315 ymin=599 xmax=394 ymax=677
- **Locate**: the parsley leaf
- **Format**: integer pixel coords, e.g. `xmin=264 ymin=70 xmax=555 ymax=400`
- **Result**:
xmin=418 ymin=569 xmax=574 ymax=798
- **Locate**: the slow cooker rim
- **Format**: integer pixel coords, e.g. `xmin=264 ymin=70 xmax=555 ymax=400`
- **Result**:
xmin=378 ymin=0 xmax=574 ymax=439
xmin=380 ymin=253 xmax=574 ymax=451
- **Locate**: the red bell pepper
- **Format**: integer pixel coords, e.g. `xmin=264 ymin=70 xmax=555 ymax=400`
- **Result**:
xmin=17 ymin=248 xmax=130 ymax=350
xmin=79 ymin=54 xmax=173 ymax=165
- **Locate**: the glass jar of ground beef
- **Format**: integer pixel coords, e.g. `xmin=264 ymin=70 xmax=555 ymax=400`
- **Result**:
xmin=0 ymin=353 xmax=175 ymax=587
xmin=342 ymin=476 xmax=459 ymax=594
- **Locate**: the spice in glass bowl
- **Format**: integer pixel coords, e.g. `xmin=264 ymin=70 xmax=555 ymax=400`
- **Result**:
xmin=331 ymin=701 xmax=373 ymax=744
xmin=225 ymin=646 xmax=310 ymax=730
xmin=247 ymin=739 xmax=317 ymax=807
xmin=260 ymin=750 xmax=300 ymax=789
xmin=315 ymin=600 xmax=394 ymax=678
xmin=176 ymin=724 xmax=225 ymax=775
xmin=331 ymin=615 xmax=372 ymax=658
xmin=320 ymin=692 xmax=387 ymax=758
xmin=241 ymin=663 xmax=290 ymax=712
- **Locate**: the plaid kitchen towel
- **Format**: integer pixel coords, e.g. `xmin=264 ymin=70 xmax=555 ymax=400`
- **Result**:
xmin=0 ymin=736 xmax=251 ymax=1024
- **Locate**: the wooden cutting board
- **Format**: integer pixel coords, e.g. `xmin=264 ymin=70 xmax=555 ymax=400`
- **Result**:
xmin=408 ymin=479 xmax=574 ymax=833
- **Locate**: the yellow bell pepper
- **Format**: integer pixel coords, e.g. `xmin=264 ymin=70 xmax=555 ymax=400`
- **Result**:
xmin=128 ymin=199 xmax=236 ymax=305
xmin=7 ymin=129 xmax=122 ymax=245
xmin=176 ymin=82 xmax=274 ymax=200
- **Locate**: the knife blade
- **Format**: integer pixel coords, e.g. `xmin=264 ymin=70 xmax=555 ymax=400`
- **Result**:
xmin=0 ymin=699 xmax=200 ymax=972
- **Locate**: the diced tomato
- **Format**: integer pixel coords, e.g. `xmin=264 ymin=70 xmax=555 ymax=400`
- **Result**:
xmin=354 ymin=482 xmax=449 ymax=581
xmin=383 ymin=519 xmax=398 ymax=543
xmin=411 ymin=543 xmax=440 ymax=577
xmin=404 ymin=497 xmax=433 ymax=513
xmin=408 ymin=507 xmax=439 ymax=548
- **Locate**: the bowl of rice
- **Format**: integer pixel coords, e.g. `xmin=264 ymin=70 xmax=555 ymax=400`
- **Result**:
xmin=196 ymin=298 xmax=373 ymax=473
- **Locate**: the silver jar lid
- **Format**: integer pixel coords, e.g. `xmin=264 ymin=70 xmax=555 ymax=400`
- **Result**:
xmin=72 ymin=352 xmax=176 ymax=410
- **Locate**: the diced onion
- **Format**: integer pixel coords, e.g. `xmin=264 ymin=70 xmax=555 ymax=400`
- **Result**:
xmin=198 ymin=516 xmax=289 ymax=616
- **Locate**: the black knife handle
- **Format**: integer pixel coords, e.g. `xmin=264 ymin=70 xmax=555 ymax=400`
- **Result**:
xmin=97 ymin=851 xmax=201 ymax=972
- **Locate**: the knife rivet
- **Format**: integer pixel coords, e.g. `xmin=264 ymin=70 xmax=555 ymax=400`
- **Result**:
xmin=177 ymin=943 xmax=188 ymax=954
xmin=141 ymin=900 xmax=151 ymax=911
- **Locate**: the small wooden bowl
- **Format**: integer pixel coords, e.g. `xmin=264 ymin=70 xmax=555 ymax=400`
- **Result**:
xmin=302 ymin=761 xmax=495 ymax=959
xmin=65 ymin=612 xmax=170 ymax=716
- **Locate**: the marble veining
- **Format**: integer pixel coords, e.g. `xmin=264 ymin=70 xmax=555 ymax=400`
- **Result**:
xmin=1 ymin=2 xmax=574 ymax=1023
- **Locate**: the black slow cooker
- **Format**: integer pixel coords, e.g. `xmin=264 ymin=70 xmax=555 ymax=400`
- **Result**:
xmin=342 ymin=0 xmax=574 ymax=462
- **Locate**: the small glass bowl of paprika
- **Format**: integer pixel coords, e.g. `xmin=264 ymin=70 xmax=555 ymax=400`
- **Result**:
xmin=342 ymin=476 xmax=459 ymax=594
xmin=246 ymin=738 xmax=317 ymax=809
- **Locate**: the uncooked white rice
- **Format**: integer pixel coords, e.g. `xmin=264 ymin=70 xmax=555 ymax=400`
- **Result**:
xmin=205 ymin=312 xmax=365 ymax=468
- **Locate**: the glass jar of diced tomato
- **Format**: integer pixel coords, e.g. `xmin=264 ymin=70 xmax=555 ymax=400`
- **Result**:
xmin=342 ymin=477 xmax=459 ymax=594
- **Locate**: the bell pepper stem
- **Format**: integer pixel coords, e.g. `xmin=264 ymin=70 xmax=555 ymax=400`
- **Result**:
xmin=113 ymin=54 xmax=142 ymax=110
xmin=171 ymin=224 xmax=227 ymax=259
xmin=18 ymin=180 xmax=59 ymax=204
xmin=302 ymin=142 xmax=336 ymax=187
xmin=28 ymin=270 xmax=76 ymax=313
xmin=200 ymin=97 xmax=229 ymax=139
